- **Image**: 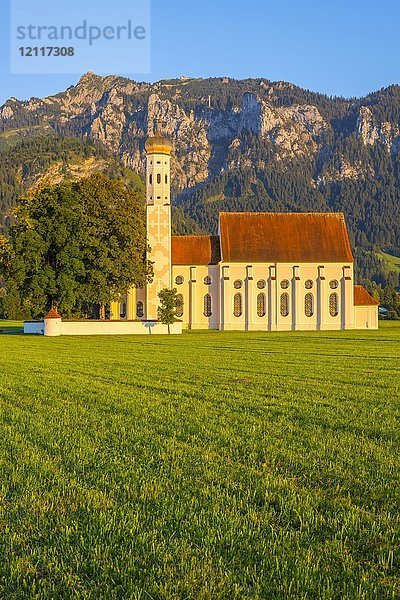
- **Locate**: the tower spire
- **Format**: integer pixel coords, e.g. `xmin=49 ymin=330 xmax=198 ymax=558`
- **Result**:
xmin=144 ymin=130 xmax=173 ymax=320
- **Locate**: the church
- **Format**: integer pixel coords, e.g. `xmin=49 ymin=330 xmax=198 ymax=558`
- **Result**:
xmin=110 ymin=132 xmax=379 ymax=331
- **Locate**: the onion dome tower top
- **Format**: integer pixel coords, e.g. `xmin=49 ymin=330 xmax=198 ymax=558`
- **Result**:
xmin=145 ymin=131 xmax=173 ymax=155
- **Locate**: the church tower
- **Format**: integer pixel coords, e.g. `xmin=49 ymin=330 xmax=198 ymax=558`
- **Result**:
xmin=144 ymin=131 xmax=173 ymax=320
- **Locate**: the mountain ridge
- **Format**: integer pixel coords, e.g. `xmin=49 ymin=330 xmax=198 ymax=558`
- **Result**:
xmin=1 ymin=72 xmax=399 ymax=285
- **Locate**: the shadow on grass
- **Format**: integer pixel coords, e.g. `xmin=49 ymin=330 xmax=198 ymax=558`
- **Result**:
xmin=0 ymin=321 xmax=24 ymax=335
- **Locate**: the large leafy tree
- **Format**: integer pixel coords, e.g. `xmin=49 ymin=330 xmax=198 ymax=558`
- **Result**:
xmin=0 ymin=173 xmax=152 ymax=319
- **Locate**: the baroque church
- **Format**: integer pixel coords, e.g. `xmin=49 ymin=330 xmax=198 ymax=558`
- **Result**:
xmin=110 ymin=132 xmax=378 ymax=331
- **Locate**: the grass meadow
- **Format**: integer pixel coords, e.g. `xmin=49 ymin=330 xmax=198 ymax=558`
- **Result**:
xmin=0 ymin=322 xmax=399 ymax=599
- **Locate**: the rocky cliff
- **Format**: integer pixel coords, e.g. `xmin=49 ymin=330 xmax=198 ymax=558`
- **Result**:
xmin=1 ymin=72 xmax=400 ymax=258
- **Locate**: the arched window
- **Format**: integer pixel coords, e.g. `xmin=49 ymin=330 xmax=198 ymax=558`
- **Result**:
xmin=257 ymin=293 xmax=266 ymax=317
xmin=136 ymin=301 xmax=144 ymax=318
xmin=329 ymin=293 xmax=339 ymax=317
xmin=305 ymin=293 xmax=314 ymax=317
xmin=157 ymin=173 xmax=161 ymax=184
xmin=176 ymin=294 xmax=184 ymax=318
xmin=280 ymin=293 xmax=289 ymax=317
xmin=120 ymin=302 xmax=127 ymax=319
xmin=203 ymin=294 xmax=212 ymax=317
xmin=149 ymin=174 xmax=152 ymax=185
xmin=165 ymin=174 xmax=168 ymax=184
xmin=233 ymin=293 xmax=242 ymax=317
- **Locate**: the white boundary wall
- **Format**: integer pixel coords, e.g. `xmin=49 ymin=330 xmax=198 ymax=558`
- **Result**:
xmin=24 ymin=320 xmax=182 ymax=336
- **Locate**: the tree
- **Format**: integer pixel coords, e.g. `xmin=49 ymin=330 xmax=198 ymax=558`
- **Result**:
xmin=0 ymin=173 xmax=153 ymax=319
xmin=157 ymin=288 xmax=183 ymax=334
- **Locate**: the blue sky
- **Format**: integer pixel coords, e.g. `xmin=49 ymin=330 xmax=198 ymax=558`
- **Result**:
xmin=0 ymin=0 xmax=399 ymax=104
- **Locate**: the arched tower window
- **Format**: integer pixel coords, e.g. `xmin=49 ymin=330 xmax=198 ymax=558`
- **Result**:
xmin=203 ymin=294 xmax=212 ymax=317
xmin=280 ymin=293 xmax=289 ymax=317
xmin=257 ymin=293 xmax=266 ymax=317
xmin=165 ymin=174 xmax=168 ymax=184
xmin=149 ymin=174 xmax=152 ymax=185
xmin=305 ymin=293 xmax=314 ymax=317
xmin=233 ymin=293 xmax=242 ymax=317
xmin=157 ymin=173 xmax=161 ymax=184
xmin=176 ymin=294 xmax=184 ymax=318
xmin=120 ymin=302 xmax=127 ymax=319
xmin=136 ymin=301 xmax=144 ymax=318
xmin=329 ymin=293 xmax=339 ymax=317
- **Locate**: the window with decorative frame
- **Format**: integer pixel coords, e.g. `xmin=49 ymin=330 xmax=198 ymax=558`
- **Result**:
xmin=304 ymin=293 xmax=314 ymax=317
xmin=305 ymin=279 xmax=313 ymax=289
xmin=257 ymin=293 xmax=266 ymax=317
xmin=136 ymin=301 xmax=144 ymax=318
xmin=175 ymin=275 xmax=184 ymax=285
xmin=257 ymin=279 xmax=266 ymax=289
xmin=329 ymin=292 xmax=339 ymax=316
xmin=329 ymin=280 xmax=339 ymax=289
xmin=176 ymin=294 xmax=184 ymax=318
xmin=204 ymin=276 xmax=212 ymax=285
xmin=233 ymin=280 xmax=242 ymax=289
xmin=280 ymin=293 xmax=289 ymax=317
xmin=203 ymin=294 xmax=212 ymax=317
xmin=280 ymin=279 xmax=290 ymax=289
xmin=233 ymin=293 xmax=242 ymax=317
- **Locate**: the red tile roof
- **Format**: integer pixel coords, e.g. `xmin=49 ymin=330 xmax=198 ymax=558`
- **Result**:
xmin=219 ymin=212 xmax=354 ymax=263
xmin=354 ymin=285 xmax=379 ymax=306
xmin=172 ymin=235 xmax=221 ymax=265
xmin=44 ymin=308 xmax=62 ymax=319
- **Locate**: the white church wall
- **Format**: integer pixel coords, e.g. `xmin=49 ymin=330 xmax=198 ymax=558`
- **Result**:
xmin=172 ymin=265 xmax=219 ymax=329
xmin=354 ymin=306 xmax=378 ymax=330
xmin=219 ymin=264 xmax=247 ymax=331
xmin=217 ymin=261 xmax=354 ymax=331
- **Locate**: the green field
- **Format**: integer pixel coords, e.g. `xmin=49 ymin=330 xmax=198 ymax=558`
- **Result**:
xmin=378 ymin=251 xmax=400 ymax=275
xmin=0 ymin=323 xmax=399 ymax=599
